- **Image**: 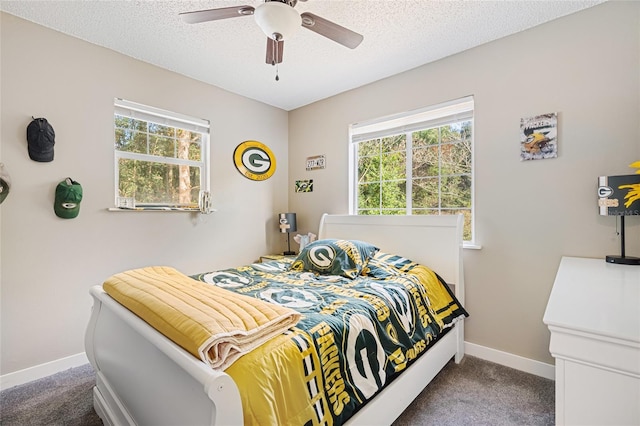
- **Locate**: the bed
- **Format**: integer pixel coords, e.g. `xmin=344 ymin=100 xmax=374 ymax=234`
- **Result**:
xmin=85 ymin=213 xmax=467 ymax=425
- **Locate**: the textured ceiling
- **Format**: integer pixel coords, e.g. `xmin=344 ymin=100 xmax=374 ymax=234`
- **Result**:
xmin=1 ymin=0 xmax=605 ymax=111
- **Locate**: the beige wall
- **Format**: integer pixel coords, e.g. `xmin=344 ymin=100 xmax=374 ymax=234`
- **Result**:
xmin=288 ymin=1 xmax=640 ymax=364
xmin=0 ymin=14 xmax=289 ymax=374
xmin=1 ymin=1 xmax=639 ymax=376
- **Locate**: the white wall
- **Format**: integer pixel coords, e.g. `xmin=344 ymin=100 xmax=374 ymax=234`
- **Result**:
xmin=0 ymin=13 xmax=289 ymax=375
xmin=288 ymin=1 xmax=640 ymax=364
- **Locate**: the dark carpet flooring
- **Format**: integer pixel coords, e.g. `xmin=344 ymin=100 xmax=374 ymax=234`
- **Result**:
xmin=393 ymin=356 xmax=554 ymax=426
xmin=0 ymin=355 xmax=554 ymax=425
xmin=1 ymin=363 xmax=101 ymax=426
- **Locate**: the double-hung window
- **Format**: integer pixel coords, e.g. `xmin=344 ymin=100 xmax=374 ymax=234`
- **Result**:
xmin=349 ymin=96 xmax=474 ymax=242
xmin=114 ymin=99 xmax=210 ymax=211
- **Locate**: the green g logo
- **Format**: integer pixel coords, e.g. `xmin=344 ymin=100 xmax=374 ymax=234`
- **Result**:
xmin=309 ymin=244 xmax=336 ymax=269
xmin=233 ymin=140 xmax=276 ymax=181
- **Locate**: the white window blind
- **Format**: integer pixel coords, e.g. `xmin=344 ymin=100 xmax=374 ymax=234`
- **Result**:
xmin=351 ymin=96 xmax=474 ymax=143
xmin=114 ymin=98 xmax=210 ymax=134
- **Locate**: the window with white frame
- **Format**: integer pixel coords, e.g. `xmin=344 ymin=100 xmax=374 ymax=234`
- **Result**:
xmin=113 ymin=98 xmax=210 ymax=210
xmin=349 ymin=96 xmax=474 ymax=242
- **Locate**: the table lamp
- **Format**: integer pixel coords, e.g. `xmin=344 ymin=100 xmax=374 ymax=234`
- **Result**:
xmin=598 ymin=174 xmax=640 ymax=265
xmin=278 ymin=212 xmax=297 ymax=255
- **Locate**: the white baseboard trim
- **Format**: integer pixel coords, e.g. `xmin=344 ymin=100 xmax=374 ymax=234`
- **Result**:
xmin=0 ymin=352 xmax=89 ymax=392
xmin=0 ymin=343 xmax=554 ymax=392
xmin=465 ymin=341 xmax=555 ymax=380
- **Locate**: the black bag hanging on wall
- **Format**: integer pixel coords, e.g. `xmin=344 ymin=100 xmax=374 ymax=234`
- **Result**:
xmin=26 ymin=117 xmax=55 ymax=162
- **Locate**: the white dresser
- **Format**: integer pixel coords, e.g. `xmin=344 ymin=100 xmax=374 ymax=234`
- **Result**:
xmin=543 ymin=257 xmax=640 ymax=425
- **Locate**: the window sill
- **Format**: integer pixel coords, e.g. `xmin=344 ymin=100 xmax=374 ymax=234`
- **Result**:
xmin=463 ymin=242 xmax=482 ymax=250
xmin=107 ymin=207 xmax=216 ymax=213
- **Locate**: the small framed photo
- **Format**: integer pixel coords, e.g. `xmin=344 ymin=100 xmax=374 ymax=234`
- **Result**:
xmin=520 ymin=113 xmax=558 ymax=161
xmin=295 ymin=180 xmax=313 ymax=193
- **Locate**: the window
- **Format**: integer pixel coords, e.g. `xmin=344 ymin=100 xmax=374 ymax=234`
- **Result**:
xmin=114 ymin=99 xmax=210 ymax=210
xmin=350 ymin=96 xmax=474 ymax=242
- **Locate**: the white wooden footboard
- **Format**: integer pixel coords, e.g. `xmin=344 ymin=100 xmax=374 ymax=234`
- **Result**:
xmin=85 ymin=286 xmax=243 ymax=426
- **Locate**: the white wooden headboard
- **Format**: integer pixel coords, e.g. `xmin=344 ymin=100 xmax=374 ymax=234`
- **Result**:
xmin=318 ymin=214 xmax=464 ymax=299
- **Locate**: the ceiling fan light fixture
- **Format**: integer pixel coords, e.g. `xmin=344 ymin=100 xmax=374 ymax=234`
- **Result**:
xmin=254 ymin=1 xmax=301 ymax=41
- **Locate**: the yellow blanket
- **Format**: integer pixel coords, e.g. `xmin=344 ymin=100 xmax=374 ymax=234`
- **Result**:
xmin=103 ymin=266 xmax=301 ymax=370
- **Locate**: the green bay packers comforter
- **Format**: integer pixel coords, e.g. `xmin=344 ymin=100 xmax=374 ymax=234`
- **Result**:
xmin=191 ymin=246 xmax=468 ymax=425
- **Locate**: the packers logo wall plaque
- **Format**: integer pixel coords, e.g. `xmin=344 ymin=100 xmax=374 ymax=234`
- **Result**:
xmin=233 ymin=140 xmax=276 ymax=181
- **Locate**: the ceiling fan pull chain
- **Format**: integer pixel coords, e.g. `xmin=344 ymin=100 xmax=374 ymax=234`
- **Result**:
xmin=274 ymin=40 xmax=280 ymax=81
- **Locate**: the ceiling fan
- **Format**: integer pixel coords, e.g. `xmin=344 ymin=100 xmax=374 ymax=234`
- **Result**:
xmin=179 ymin=0 xmax=364 ymax=67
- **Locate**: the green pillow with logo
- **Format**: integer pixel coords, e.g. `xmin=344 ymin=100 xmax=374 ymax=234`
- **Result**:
xmin=290 ymin=239 xmax=378 ymax=279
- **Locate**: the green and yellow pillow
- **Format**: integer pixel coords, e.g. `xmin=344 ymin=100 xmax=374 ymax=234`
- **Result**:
xmin=290 ymin=239 xmax=378 ymax=279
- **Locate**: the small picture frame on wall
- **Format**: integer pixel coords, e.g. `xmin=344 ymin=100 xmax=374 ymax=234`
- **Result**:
xmin=520 ymin=112 xmax=558 ymax=161
xmin=295 ymin=180 xmax=313 ymax=193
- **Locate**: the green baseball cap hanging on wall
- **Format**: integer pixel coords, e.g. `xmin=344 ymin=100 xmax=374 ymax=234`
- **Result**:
xmin=54 ymin=178 xmax=83 ymax=219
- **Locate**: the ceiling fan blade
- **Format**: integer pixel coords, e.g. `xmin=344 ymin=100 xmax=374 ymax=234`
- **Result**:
xmin=180 ymin=6 xmax=255 ymax=24
xmin=300 ymin=12 xmax=363 ymax=49
xmin=266 ymin=38 xmax=284 ymax=65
